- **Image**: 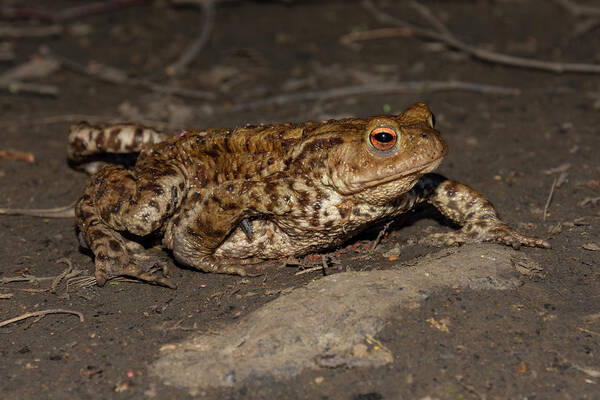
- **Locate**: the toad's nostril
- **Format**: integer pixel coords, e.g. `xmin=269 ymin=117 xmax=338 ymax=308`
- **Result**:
xmin=421 ymin=132 xmax=428 ymax=139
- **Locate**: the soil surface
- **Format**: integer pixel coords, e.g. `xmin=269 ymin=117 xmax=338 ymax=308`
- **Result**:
xmin=1 ymin=1 xmax=599 ymax=399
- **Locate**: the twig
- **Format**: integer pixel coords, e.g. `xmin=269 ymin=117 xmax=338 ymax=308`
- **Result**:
xmin=552 ymin=0 xmax=600 ymax=17
xmin=579 ymin=327 xmax=600 ymax=337
xmin=0 ymin=149 xmax=35 ymax=163
xmin=361 ymin=0 xmax=600 ymax=74
xmin=0 ymin=201 xmax=76 ymax=218
xmin=0 ymin=0 xmax=147 ymax=22
xmin=543 ymin=177 xmax=558 ymax=221
xmin=0 ymin=293 xmax=14 ymax=299
xmin=294 ymin=265 xmax=323 ymax=276
xmin=232 ymin=80 xmax=520 ymax=111
xmin=0 ymin=81 xmax=58 ymax=97
xmin=0 ymin=25 xmax=62 ymax=39
xmin=0 ymin=114 xmax=172 ymax=129
xmin=47 ymin=50 xmax=216 ymax=100
xmin=166 ymin=0 xmax=215 ymax=76
xmin=0 ymin=275 xmax=58 ymax=284
xmin=371 ymin=221 xmax=393 ymax=252
xmin=0 ymin=309 xmax=84 ymax=328
xmin=52 ymin=258 xmax=74 ymax=293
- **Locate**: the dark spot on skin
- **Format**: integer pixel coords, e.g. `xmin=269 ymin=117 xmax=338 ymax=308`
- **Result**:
xmin=211 ymin=195 xmax=222 ymax=206
xmin=109 ymin=240 xmax=121 ymax=251
xmin=203 ymin=199 xmax=210 ymax=207
xmin=352 ymin=208 xmax=362 ymax=217
xmin=96 ymin=253 xmax=107 ymax=261
xmin=179 ymin=182 xmax=185 ymax=190
xmin=475 ymin=221 xmax=488 ymax=228
xmin=72 ymin=137 xmax=88 ymax=152
xmin=269 ymin=193 xmax=278 ymax=203
xmin=100 ymin=209 xmax=111 ymax=223
xmin=338 ymin=207 xmax=348 ymax=219
xmin=204 ymin=150 xmax=219 ymax=159
xmin=296 ymin=191 xmax=310 ymax=207
xmin=446 ymin=200 xmax=458 ymax=210
xmin=468 ymin=231 xmax=478 ymax=239
xmin=222 ymin=203 xmax=239 ymax=211
xmin=445 ymin=182 xmax=458 ymax=198
xmin=89 ymin=229 xmax=108 ymax=241
xmin=323 ymin=210 xmax=329 ymax=217
xmin=186 ymin=227 xmax=201 ymax=238
xmin=148 ymin=200 xmax=160 ymax=210
xmin=133 ymin=127 xmax=144 ymax=142
xmin=226 ymin=184 xmax=234 ymax=192
xmin=324 ymin=220 xmax=333 ymax=229
xmin=112 ymin=200 xmax=123 ymax=214
xmin=96 ymin=132 xmax=105 ymax=150
xmin=108 ymin=128 xmax=122 ymax=149
xmin=171 ymin=215 xmax=181 ymax=226
xmin=190 ymin=192 xmax=201 ymax=202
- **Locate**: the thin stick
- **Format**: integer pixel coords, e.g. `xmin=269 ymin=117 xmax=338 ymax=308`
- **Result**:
xmin=0 ymin=275 xmax=58 ymax=284
xmin=0 ymin=82 xmax=58 ymax=97
xmin=0 ymin=201 xmax=76 ymax=218
xmin=47 ymin=51 xmax=216 ymax=100
xmin=294 ymin=265 xmax=325 ymax=276
xmin=232 ymin=80 xmax=520 ymax=111
xmin=0 ymin=114 xmax=173 ymax=128
xmin=0 ymin=25 xmax=62 ymax=39
xmin=371 ymin=220 xmax=393 ymax=252
xmin=0 ymin=293 xmax=14 ymax=299
xmin=167 ymin=0 xmax=215 ymax=76
xmin=543 ymin=177 xmax=558 ymax=221
xmin=552 ymin=0 xmax=600 ymax=17
xmin=361 ymin=0 xmax=600 ymax=74
xmin=0 ymin=0 xmax=146 ymax=22
xmin=0 ymin=309 xmax=84 ymax=328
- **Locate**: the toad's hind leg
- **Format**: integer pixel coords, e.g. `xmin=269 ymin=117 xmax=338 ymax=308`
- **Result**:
xmin=76 ymin=163 xmax=185 ymax=287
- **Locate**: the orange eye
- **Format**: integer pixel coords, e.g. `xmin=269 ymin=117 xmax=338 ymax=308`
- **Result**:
xmin=369 ymin=127 xmax=398 ymax=151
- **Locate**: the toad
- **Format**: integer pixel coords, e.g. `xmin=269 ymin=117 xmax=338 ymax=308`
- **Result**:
xmin=69 ymin=103 xmax=549 ymax=288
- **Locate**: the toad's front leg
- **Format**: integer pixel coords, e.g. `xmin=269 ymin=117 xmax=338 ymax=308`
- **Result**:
xmin=413 ymin=173 xmax=550 ymax=249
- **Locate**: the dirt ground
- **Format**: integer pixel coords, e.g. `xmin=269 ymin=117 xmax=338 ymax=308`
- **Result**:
xmin=1 ymin=0 xmax=599 ymax=399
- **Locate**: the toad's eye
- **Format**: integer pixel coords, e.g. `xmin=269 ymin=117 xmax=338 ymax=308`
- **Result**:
xmin=369 ymin=127 xmax=398 ymax=151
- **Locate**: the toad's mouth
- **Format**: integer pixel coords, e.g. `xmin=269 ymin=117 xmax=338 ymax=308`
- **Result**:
xmin=350 ymin=156 xmax=444 ymax=193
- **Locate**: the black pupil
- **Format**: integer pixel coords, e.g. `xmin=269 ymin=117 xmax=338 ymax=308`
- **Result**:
xmin=374 ymin=131 xmax=394 ymax=143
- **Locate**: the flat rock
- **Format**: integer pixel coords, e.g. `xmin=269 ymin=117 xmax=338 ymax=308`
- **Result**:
xmin=152 ymin=244 xmax=530 ymax=394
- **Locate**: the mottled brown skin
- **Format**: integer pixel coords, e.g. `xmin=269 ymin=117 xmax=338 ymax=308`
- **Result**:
xmin=73 ymin=103 xmax=550 ymax=288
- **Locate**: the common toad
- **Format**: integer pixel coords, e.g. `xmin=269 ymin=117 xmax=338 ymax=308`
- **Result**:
xmin=70 ymin=103 xmax=549 ymax=288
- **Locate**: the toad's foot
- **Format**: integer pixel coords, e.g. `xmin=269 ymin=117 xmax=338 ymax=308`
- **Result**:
xmin=427 ymin=221 xmax=551 ymax=250
xmin=203 ymin=257 xmax=266 ymax=277
xmin=95 ymin=251 xmax=176 ymax=289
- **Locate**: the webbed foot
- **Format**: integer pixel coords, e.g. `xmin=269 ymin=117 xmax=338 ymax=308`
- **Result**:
xmin=95 ymin=251 xmax=176 ymax=289
xmin=427 ymin=221 xmax=551 ymax=250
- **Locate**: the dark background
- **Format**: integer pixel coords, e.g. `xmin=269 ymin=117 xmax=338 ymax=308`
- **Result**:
xmin=1 ymin=1 xmax=599 ymax=398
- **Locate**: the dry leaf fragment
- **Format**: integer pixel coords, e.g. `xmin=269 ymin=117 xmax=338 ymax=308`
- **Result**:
xmin=426 ymin=317 xmax=450 ymax=332
xmin=0 ymin=149 xmax=35 ymax=163
xmin=0 ymin=56 xmax=60 ymax=84
xmin=582 ymin=243 xmax=600 ymax=251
